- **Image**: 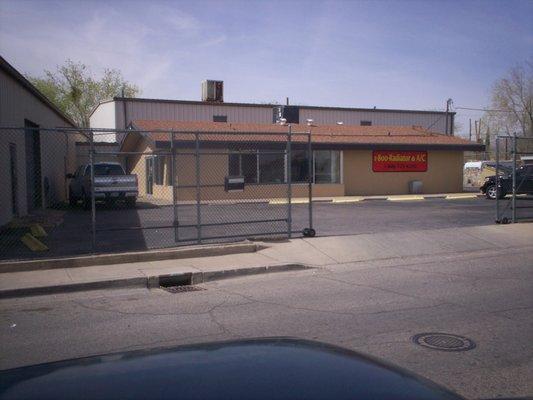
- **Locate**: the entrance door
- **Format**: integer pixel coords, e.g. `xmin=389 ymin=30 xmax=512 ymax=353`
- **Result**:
xmin=24 ymin=120 xmax=42 ymax=212
xmin=9 ymin=143 xmax=18 ymax=215
xmin=146 ymin=157 xmax=154 ymax=195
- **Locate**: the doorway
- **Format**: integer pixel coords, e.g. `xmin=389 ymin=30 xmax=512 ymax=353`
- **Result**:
xmin=145 ymin=157 xmax=154 ymax=195
xmin=9 ymin=143 xmax=18 ymax=216
xmin=24 ymin=120 xmax=42 ymax=212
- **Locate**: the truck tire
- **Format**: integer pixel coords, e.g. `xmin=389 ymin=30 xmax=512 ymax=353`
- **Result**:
xmin=83 ymin=193 xmax=91 ymax=210
xmin=69 ymin=190 xmax=78 ymax=207
xmin=486 ymin=185 xmax=506 ymax=200
xmin=485 ymin=185 xmax=497 ymax=199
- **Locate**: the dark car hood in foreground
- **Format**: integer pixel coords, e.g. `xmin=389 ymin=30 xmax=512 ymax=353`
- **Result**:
xmin=0 ymin=338 xmax=462 ymax=400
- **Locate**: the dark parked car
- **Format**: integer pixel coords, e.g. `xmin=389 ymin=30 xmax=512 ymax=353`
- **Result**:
xmin=480 ymin=164 xmax=533 ymax=199
xmin=0 ymin=338 xmax=463 ymax=400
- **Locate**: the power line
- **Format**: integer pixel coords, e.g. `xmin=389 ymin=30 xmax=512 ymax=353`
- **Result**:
xmin=454 ymin=106 xmax=512 ymax=113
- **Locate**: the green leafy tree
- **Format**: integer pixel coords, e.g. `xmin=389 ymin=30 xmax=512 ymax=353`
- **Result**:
xmin=28 ymin=60 xmax=140 ymax=127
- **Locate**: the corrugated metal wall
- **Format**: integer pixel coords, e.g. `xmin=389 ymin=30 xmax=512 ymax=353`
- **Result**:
xmin=299 ymin=108 xmax=450 ymax=134
xmin=115 ymin=101 xmax=274 ymax=130
xmin=90 ymin=99 xmax=452 ymax=135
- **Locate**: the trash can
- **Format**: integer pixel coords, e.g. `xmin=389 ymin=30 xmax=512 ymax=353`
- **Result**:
xmin=409 ymin=180 xmax=423 ymax=194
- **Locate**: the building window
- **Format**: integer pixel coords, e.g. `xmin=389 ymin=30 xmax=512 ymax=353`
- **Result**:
xmin=154 ymin=155 xmax=165 ymax=185
xmin=291 ymin=150 xmax=310 ymax=183
xmin=228 ymin=150 xmax=340 ymax=184
xmin=213 ymin=115 xmax=228 ymax=122
xmin=229 ymin=152 xmax=258 ymax=183
xmin=360 ymin=120 xmax=372 ymax=126
xmin=258 ymin=150 xmax=285 ymax=183
xmin=314 ymin=150 xmax=341 ymax=183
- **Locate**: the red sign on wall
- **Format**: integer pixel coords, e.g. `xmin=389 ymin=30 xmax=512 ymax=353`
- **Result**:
xmin=372 ymin=151 xmax=428 ymax=172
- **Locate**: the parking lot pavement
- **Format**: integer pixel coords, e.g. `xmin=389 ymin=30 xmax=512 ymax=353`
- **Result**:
xmin=1 ymin=197 xmax=529 ymax=261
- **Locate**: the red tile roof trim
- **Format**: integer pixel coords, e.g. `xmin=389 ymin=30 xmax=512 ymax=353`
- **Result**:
xmin=129 ymin=120 xmax=484 ymax=150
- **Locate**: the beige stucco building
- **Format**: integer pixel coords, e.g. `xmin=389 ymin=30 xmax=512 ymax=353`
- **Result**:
xmin=120 ymin=120 xmax=483 ymax=201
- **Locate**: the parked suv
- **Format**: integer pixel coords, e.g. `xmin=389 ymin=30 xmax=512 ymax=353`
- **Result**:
xmin=480 ymin=164 xmax=533 ymax=199
xmin=67 ymin=163 xmax=138 ymax=208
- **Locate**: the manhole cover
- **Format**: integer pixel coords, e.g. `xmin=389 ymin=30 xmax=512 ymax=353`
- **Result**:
xmin=161 ymin=285 xmax=206 ymax=294
xmin=411 ymin=333 xmax=476 ymax=352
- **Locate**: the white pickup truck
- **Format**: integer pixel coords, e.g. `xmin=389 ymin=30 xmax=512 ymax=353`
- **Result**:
xmin=67 ymin=162 xmax=138 ymax=209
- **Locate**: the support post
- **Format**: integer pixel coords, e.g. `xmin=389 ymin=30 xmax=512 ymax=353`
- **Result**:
xmin=307 ymin=130 xmax=313 ymax=232
xmin=89 ymin=130 xmax=96 ymax=251
xmin=195 ymin=132 xmax=202 ymax=243
xmin=495 ymin=137 xmax=500 ymax=223
xmin=170 ymin=131 xmax=178 ymax=241
xmin=286 ymin=125 xmax=292 ymax=238
xmin=512 ymin=133 xmax=517 ymax=223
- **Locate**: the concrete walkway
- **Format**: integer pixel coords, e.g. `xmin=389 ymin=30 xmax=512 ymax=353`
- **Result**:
xmin=1 ymin=223 xmax=531 ymax=298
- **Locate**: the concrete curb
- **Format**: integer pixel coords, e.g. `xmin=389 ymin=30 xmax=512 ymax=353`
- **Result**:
xmin=0 ymin=263 xmax=311 ymax=299
xmin=269 ymin=193 xmax=484 ymax=204
xmin=0 ymin=241 xmax=260 ymax=273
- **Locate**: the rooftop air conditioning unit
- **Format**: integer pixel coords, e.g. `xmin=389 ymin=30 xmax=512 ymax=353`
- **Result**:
xmin=202 ymin=80 xmax=223 ymax=102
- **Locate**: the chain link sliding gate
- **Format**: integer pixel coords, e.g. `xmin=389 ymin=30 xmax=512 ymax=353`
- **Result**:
xmin=0 ymin=126 xmax=315 ymax=258
xmin=88 ymin=127 xmax=315 ymax=252
xmin=494 ymin=135 xmax=533 ymax=224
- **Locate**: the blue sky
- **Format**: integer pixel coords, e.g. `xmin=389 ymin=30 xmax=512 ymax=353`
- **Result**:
xmin=0 ymin=0 xmax=531 ymax=135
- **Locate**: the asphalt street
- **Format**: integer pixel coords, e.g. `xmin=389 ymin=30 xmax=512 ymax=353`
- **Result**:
xmin=2 ymin=197 xmax=517 ymax=260
xmin=1 ymin=242 xmax=532 ymax=399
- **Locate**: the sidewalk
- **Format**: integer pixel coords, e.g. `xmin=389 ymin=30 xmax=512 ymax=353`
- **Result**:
xmin=1 ymin=223 xmax=531 ymax=299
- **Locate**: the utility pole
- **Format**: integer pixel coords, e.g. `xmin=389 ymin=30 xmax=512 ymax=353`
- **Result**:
xmin=445 ymin=98 xmax=452 ymax=135
xmin=469 ymin=119 xmax=472 ymax=141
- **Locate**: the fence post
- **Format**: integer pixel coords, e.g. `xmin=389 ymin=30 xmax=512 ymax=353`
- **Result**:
xmin=170 ymin=131 xmax=178 ymax=242
xmin=512 ymin=133 xmax=517 ymax=223
xmin=286 ymin=125 xmax=292 ymax=238
xmin=89 ymin=130 xmax=96 ymax=251
xmin=495 ymin=137 xmax=500 ymax=223
xmin=307 ymin=130 xmax=313 ymax=232
xmin=195 ymin=132 xmax=202 ymax=244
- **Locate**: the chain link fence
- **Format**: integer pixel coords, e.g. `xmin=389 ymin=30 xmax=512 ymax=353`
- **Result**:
xmin=1 ymin=127 xmax=315 ymax=260
xmin=493 ymin=135 xmax=533 ymax=223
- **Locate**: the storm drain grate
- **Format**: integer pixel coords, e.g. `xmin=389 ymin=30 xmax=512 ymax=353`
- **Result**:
xmin=161 ymin=285 xmax=206 ymax=294
xmin=411 ymin=333 xmax=476 ymax=352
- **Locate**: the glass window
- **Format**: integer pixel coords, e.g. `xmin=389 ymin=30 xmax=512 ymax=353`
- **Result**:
xmin=360 ymin=120 xmax=372 ymax=126
xmin=154 ymin=156 xmax=165 ymax=185
xmin=85 ymin=164 xmax=125 ymax=176
xmin=213 ymin=115 xmax=228 ymax=122
xmin=228 ymin=152 xmax=258 ymax=183
xmin=229 ymin=154 xmax=240 ymax=176
xmin=242 ymin=153 xmax=258 ymax=183
xmin=314 ymin=150 xmax=340 ymax=183
xmin=291 ymin=150 xmax=310 ymax=183
xmin=259 ymin=150 xmax=285 ymax=183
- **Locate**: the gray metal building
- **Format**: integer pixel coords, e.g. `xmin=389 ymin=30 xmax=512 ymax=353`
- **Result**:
xmin=89 ymin=84 xmax=454 ymax=142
